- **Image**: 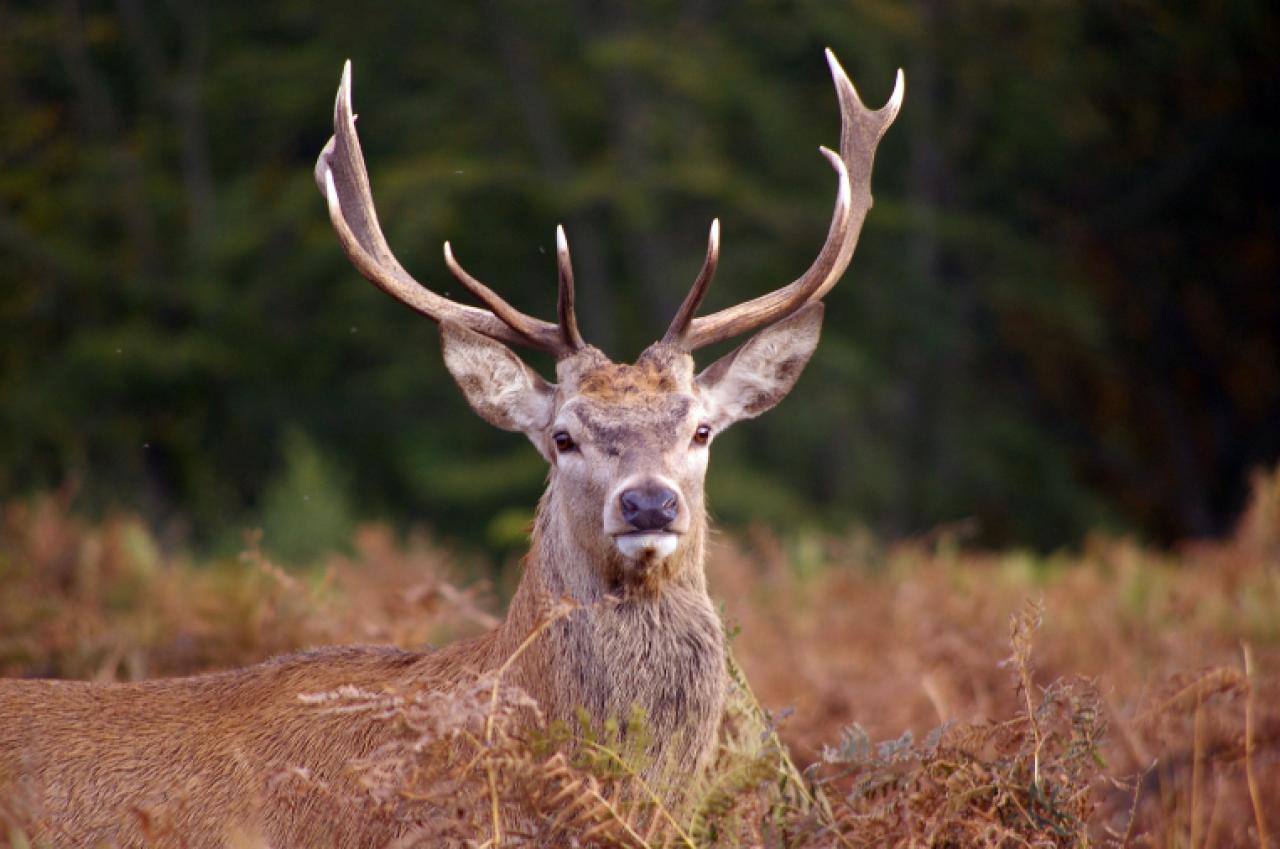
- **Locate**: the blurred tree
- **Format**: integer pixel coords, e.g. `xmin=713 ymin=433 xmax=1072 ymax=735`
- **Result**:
xmin=259 ymin=429 xmax=353 ymax=564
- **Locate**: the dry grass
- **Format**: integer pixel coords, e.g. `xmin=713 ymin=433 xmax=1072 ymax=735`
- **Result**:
xmin=0 ymin=498 xmax=495 ymax=681
xmin=711 ymin=467 xmax=1280 ymax=847
xmin=1 ymin=469 xmax=1277 ymax=846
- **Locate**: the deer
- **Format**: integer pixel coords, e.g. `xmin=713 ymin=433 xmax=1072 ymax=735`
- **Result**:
xmin=0 ymin=50 xmax=901 ymax=848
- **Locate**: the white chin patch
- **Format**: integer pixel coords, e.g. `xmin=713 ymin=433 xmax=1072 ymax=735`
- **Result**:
xmin=615 ymin=532 xmax=679 ymax=562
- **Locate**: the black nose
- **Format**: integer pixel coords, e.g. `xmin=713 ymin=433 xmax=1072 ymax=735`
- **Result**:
xmin=619 ymin=485 xmax=679 ymax=531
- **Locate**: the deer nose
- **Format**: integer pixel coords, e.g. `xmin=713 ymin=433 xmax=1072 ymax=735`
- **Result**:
xmin=619 ymin=485 xmax=679 ymax=532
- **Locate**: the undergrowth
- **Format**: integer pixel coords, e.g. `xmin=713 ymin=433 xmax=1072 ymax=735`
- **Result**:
xmin=1 ymin=468 xmax=1278 ymax=846
xmin=251 ymin=600 xmax=1104 ymax=848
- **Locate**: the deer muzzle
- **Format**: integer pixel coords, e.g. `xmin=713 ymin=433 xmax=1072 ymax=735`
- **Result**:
xmin=608 ymin=479 xmax=684 ymax=561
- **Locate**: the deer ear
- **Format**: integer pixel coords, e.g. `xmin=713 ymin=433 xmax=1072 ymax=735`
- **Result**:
xmin=440 ymin=321 xmax=556 ymax=437
xmin=695 ymin=301 xmax=824 ymax=431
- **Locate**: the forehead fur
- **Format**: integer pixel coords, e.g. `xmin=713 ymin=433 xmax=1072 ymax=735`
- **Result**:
xmin=556 ymin=343 xmax=695 ymax=403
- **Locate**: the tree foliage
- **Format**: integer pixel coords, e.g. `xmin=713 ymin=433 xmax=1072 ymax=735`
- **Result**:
xmin=1 ymin=0 xmax=1275 ymax=554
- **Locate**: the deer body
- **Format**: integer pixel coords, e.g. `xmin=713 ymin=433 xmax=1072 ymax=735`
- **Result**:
xmin=2 ymin=645 xmax=482 ymax=847
xmin=0 ymin=50 xmax=900 ymax=848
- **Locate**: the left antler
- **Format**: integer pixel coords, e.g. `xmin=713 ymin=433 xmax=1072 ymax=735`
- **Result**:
xmin=316 ymin=62 xmax=584 ymax=358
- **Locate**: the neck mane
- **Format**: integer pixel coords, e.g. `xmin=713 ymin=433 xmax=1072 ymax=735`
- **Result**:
xmin=490 ymin=478 xmax=725 ymax=773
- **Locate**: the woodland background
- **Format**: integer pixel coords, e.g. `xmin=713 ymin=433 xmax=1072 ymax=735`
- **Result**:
xmin=0 ymin=0 xmax=1277 ymax=562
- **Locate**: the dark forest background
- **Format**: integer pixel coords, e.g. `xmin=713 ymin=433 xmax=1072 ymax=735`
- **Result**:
xmin=1 ymin=0 xmax=1276 ymax=561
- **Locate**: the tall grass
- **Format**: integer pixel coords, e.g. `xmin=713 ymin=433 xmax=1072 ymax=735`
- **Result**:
xmin=2 ymin=470 xmax=1277 ymax=846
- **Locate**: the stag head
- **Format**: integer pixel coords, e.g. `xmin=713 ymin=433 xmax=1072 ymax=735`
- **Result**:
xmin=316 ymin=51 xmax=902 ymax=592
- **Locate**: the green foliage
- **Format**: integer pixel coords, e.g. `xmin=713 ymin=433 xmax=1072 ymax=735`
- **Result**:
xmin=0 ymin=1 xmax=1275 ymax=552
xmin=259 ymin=430 xmax=354 ymax=565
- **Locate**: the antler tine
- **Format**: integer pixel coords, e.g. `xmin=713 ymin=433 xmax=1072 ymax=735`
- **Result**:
xmin=442 ymin=241 xmax=570 ymax=355
xmin=316 ymin=61 xmax=567 ymax=355
xmin=662 ymin=219 xmax=721 ymax=346
xmin=555 ymin=226 xmax=586 ymax=352
xmin=675 ymin=51 xmax=904 ymax=352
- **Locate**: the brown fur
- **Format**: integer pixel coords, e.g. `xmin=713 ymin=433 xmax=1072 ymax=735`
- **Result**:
xmin=576 ymin=355 xmax=680 ymax=403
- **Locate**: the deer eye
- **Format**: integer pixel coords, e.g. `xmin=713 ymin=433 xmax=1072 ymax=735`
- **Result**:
xmin=692 ymin=424 xmax=712 ymax=446
xmin=553 ymin=431 xmax=577 ymax=453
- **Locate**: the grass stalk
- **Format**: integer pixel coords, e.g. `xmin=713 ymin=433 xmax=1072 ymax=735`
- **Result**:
xmin=1242 ymin=642 xmax=1271 ymax=849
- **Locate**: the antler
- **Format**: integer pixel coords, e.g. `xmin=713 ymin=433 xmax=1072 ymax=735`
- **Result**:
xmin=661 ymin=219 xmax=721 ymax=346
xmin=664 ymin=50 xmax=904 ymax=352
xmin=554 ymin=225 xmax=587 ymax=351
xmin=316 ymin=62 xmax=582 ymax=358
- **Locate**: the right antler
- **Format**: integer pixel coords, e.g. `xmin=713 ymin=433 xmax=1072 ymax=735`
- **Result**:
xmin=663 ymin=50 xmax=903 ymax=352
xmin=315 ymin=62 xmax=582 ymax=358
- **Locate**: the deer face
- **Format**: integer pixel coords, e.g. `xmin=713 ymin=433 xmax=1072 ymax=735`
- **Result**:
xmin=438 ymin=302 xmax=824 ymax=577
xmin=551 ymin=349 xmax=706 ymax=567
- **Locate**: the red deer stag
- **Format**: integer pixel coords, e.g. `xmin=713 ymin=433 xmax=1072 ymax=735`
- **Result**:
xmin=0 ymin=50 xmax=901 ymax=847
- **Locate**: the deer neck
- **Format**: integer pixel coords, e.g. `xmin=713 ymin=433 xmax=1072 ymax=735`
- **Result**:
xmin=494 ymin=479 xmax=726 ymax=767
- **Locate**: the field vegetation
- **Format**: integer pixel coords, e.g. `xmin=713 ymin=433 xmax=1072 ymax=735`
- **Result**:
xmin=2 ymin=468 xmax=1277 ymax=846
